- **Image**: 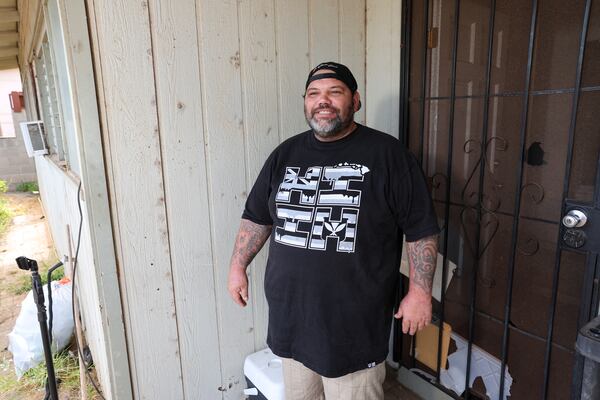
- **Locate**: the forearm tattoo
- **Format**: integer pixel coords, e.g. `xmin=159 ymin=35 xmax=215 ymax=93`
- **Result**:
xmin=230 ymin=219 xmax=272 ymax=268
xmin=407 ymin=235 xmax=438 ymax=294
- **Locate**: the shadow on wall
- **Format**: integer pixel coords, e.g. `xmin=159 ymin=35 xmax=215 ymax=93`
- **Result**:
xmin=367 ymin=93 xmax=401 ymax=139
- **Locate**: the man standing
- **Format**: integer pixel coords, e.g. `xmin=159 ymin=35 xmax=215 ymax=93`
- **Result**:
xmin=228 ymin=62 xmax=439 ymax=399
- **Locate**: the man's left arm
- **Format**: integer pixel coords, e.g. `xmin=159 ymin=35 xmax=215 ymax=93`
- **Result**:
xmin=394 ymin=234 xmax=438 ymax=335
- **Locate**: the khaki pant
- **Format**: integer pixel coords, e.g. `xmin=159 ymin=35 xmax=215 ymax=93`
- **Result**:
xmin=281 ymin=357 xmax=386 ymax=400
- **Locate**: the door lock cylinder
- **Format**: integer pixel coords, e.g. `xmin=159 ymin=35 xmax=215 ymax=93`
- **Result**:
xmin=562 ymin=209 xmax=588 ymax=228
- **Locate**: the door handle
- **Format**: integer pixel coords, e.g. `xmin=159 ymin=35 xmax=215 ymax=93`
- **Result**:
xmin=562 ymin=209 xmax=588 ymax=228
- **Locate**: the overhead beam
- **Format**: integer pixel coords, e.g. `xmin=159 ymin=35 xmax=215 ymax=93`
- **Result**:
xmin=0 ymin=57 xmax=17 ymax=70
xmin=0 ymin=31 xmax=18 ymax=42
xmin=0 ymin=9 xmax=18 ymax=24
xmin=0 ymin=46 xmax=17 ymax=57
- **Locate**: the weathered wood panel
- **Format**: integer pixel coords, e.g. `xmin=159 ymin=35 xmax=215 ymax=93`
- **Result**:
xmin=340 ymin=0 xmax=366 ymax=124
xmin=17 ymin=1 xmax=132 ymax=398
xmin=196 ymin=1 xmax=256 ymax=397
xmin=275 ymin=0 xmax=310 ymax=138
xmin=58 ymin=0 xmax=132 ymax=397
xmin=238 ymin=0 xmax=280 ymax=351
xmin=309 ymin=0 xmax=339 ymax=65
xmin=88 ymin=0 xmax=370 ymax=398
xmin=199 ymin=1 xmax=274 ymax=399
xmin=146 ymin=1 xmax=222 ymax=398
xmin=366 ymin=0 xmax=402 ymax=137
xmin=33 ymin=156 xmax=112 ymax=394
xmin=88 ymin=1 xmax=183 ymax=398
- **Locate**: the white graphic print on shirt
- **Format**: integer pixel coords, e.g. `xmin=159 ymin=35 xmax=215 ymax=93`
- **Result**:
xmin=274 ymin=163 xmax=370 ymax=252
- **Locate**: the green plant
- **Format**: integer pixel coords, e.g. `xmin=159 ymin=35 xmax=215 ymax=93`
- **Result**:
xmin=15 ymin=181 xmax=39 ymax=192
xmin=23 ymin=351 xmax=79 ymax=390
xmin=0 ymin=179 xmax=7 ymax=193
xmin=0 ymin=354 xmax=20 ymax=394
xmin=3 ymin=259 xmax=65 ymax=295
xmin=0 ymin=350 xmax=101 ymax=399
xmin=0 ymin=197 xmax=11 ymax=236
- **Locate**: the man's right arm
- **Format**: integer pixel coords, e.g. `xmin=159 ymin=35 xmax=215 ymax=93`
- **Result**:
xmin=227 ymin=219 xmax=272 ymax=307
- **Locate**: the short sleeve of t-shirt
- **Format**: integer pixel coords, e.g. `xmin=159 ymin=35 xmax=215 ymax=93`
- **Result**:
xmin=242 ymin=151 xmax=276 ymax=225
xmin=392 ymin=151 xmax=440 ymax=242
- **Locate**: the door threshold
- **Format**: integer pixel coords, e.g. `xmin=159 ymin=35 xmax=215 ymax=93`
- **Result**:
xmin=396 ymin=367 xmax=455 ymax=400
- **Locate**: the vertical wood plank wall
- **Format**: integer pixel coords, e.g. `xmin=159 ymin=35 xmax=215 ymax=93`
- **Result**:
xmin=89 ymin=1 xmax=184 ymax=398
xmin=87 ymin=0 xmax=400 ymax=398
xmin=18 ymin=0 xmax=119 ymax=395
xmin=366 ymin=0 xmax=403 ymax=137
xmin=33 ymin=156 xmax=113 ymax=395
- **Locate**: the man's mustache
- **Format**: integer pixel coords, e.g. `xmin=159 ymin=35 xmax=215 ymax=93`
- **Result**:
xmin=311 ymin=105 xmax=339 ymax=115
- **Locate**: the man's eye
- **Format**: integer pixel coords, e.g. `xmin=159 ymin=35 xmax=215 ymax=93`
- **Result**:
xmin=331 ymin=91 xmax=342 ymax=95
xmin=307 ymin=92 xmax=318 ymax=97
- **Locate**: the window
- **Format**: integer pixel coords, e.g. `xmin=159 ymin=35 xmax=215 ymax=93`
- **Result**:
xmin=33 ymin=36 xmax=66 ymax=163
xmin=30 ymin=0 xmax=82 ymax=176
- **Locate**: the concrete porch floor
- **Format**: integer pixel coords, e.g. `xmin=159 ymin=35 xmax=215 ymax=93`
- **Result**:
xmin=384 ymin=365 xmax=423 ymax=400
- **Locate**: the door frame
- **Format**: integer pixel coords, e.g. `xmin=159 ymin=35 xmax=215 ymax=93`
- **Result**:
xmin=395 ymin=0 xmax=598 ymax=399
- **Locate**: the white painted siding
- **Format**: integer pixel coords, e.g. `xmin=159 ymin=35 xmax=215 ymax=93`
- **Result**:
xmin=365 ymin=0 xmax=403 ymax=137
xmin=238 ymin=0 xmax=280 ymax=352
xmin=84 ymin=0 xmax=374 ymax=398
xmin=33 ymin=156 xmax=111 ymax=395
xmin=147 ymin=1 xmax=222 ymax=397
xmin=88 ymin=1 xmax=183 ymax=398
xmin=18 ymin=0 xmax=404 ymax=397
xmin=18 ymin=1 xmax=131 ymax=398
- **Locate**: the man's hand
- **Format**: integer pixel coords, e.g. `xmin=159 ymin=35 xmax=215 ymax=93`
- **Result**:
xmin=394 ymin=234 xmax=438 ymax=335
xmin=228 ymin=265 xmax=249 ymax=307
xmin=227 ymin=219 xmax=271 ymax=307
xmin=394 ymin=290 xmax=432 ymax=335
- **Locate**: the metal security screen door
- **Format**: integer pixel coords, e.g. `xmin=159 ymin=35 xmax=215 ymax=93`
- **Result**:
xmin=396 ymin=0 xmax=600 ymax=399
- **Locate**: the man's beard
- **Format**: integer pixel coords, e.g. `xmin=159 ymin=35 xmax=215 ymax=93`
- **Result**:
xmin=305 ymin=104 xmax=354 ymax=138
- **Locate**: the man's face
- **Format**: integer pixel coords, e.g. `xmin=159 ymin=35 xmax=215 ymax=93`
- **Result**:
xmin=304 ymin=73 xmax=360 ymax=138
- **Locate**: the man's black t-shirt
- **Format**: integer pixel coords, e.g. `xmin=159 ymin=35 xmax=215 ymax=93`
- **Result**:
xmin=242 ymin=124 xmax=440 ymax=378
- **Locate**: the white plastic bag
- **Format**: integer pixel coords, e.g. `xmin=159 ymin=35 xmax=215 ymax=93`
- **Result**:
xmin=7 ymin=279 xmax=74 ymax=378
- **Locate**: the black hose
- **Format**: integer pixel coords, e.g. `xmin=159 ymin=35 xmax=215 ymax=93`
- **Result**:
xmin=46 ymin=261 xmax=64 ymax=346
xmin=71 ymin=182 xmax=106 ymax=400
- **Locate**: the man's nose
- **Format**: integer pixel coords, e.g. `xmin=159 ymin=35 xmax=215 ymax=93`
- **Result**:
xmin=317 ymin=95 xmax=332 ymax=106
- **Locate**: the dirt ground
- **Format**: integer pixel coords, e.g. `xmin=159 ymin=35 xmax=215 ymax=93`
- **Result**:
xmin=0 ymin=193 xmax=99 ymax=399
xmin=0 ymin=193 xmax=54 ymax=356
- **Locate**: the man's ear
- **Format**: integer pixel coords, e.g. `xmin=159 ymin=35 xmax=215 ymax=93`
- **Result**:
xmin=353 ymin=91 xmax=361 ymax=112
